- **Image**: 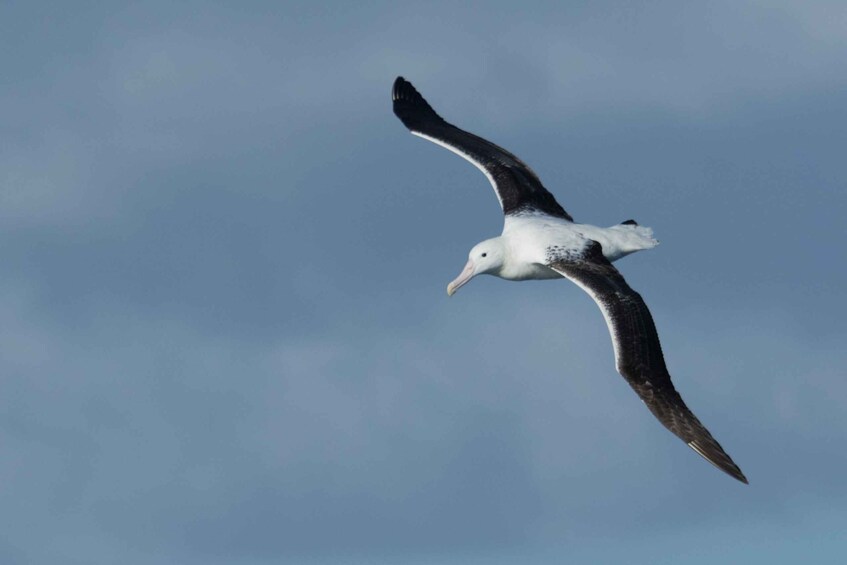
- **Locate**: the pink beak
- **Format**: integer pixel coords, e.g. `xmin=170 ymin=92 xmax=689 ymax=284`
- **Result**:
xmin=447 ymin=259 xmax=476 ymax=296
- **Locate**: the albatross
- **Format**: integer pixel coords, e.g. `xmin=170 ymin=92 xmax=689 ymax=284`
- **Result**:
xmin=392 ymin=76 xmax=747 ymax=484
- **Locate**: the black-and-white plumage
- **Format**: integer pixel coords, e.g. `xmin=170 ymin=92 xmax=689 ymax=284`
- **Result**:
xmin=392 ymin=78 xmax=572 ymax=220
xmin=392 ymin=76 xmax=747 ymax=484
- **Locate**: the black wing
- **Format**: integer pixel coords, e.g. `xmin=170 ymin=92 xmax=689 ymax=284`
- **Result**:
xmin=548 ymin=241 xmax=748 ymax=484
xmin=392 ymin=77 xmax=573 ymax=220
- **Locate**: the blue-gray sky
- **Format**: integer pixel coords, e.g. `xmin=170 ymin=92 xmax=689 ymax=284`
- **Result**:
xmin=2 ymin=1 xmax=846 ymax=563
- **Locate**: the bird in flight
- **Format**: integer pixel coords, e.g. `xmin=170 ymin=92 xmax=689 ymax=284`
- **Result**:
xmin=391 ymin=76 xmax=747 ymax=484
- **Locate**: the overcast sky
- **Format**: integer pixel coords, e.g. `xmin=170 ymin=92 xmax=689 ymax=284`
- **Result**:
xmin=2 ymin=1 xmax=846 ymax=563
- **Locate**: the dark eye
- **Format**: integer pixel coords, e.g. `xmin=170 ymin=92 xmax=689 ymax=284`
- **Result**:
xmin=481 ymin=253 xmax=487 ymax=258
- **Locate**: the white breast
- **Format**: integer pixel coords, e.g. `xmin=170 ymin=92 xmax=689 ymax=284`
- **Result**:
xmin=500 ymin=215 xmax=658 ymax=281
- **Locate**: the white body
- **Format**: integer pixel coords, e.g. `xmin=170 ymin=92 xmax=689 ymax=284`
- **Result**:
xmin=497 ymin=215 xmax=659 ymax=281
xmin=447 ymin=214 xmax=658 ymax=295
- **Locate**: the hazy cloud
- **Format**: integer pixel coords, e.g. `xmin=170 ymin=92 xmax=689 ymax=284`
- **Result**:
xmin=1 ymin=1 xmax=846 ymax=563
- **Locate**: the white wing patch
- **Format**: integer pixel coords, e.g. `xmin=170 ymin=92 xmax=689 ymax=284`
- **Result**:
xmin=553 ymin=269 xmax=624 ymax=374
xmin=411 ymin=130 xmax=504 ymax=209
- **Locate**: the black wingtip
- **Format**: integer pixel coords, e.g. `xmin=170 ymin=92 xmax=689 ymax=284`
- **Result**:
xmin=392 ymin=76 xmax=409 ymax=101
xmin=621 ymin=219 xmax=638 ymax=226
xmin=391 ymin=76 xmax=445 ymax=130
xmin=688 ymin=439 xmax=749 ymax=484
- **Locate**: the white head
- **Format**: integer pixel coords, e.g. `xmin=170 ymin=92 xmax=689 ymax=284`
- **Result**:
xmin=446 ymin=238 xmax=506 ymax=296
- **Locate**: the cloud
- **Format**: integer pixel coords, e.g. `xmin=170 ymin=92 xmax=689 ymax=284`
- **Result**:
xmin=2 ymin=1 xmax=846 ymax=563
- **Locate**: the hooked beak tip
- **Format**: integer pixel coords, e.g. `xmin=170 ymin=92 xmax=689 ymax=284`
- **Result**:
xmin=446 ymin=259 xmax=475 ymax=297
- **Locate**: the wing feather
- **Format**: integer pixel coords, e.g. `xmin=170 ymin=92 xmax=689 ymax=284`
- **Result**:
xmin=548 ymin=242 xmax=748 ymax=484
xmin=392 ymin=77 xmax=572 ymax=220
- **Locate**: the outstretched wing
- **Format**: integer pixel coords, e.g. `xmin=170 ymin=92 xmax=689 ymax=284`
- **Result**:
xmin=392 ymin=76 xmax=572 ymax=221
xmin=547 ymin=241 xmax=747 ymax=483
